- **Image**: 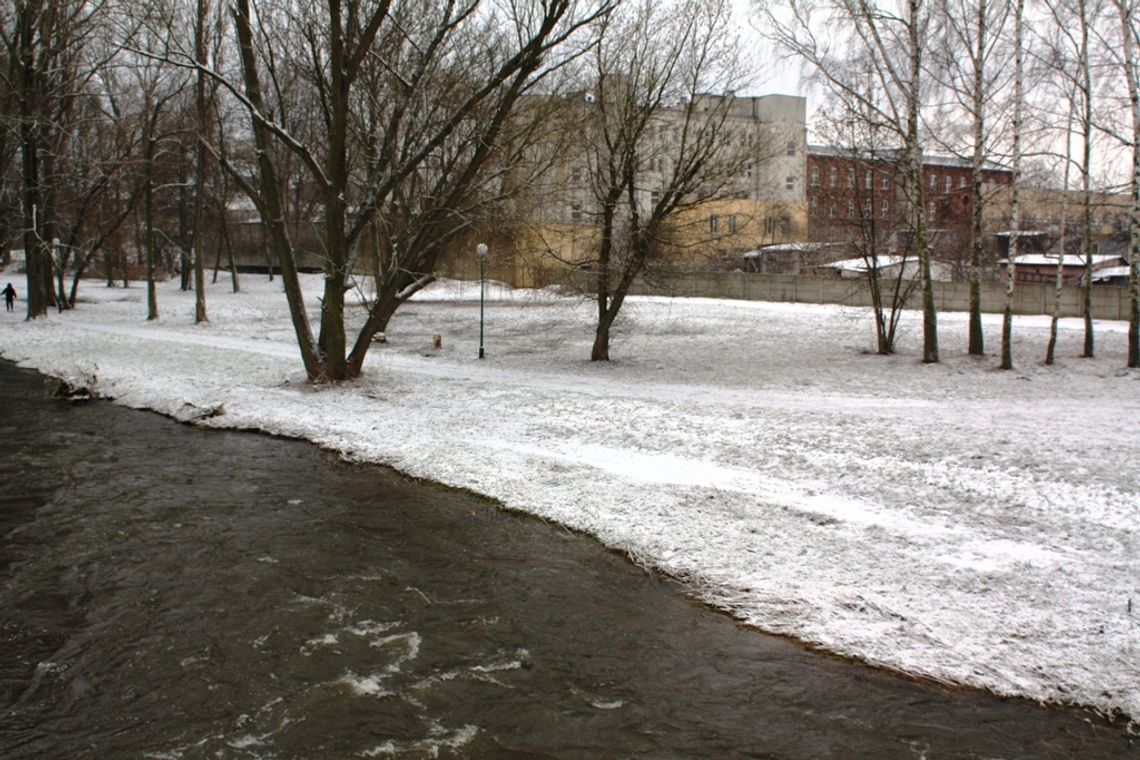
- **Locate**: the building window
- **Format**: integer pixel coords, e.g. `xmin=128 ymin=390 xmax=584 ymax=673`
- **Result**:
xmin=929 ymin=174 xmax=937 ymax=190
xmin=650 ymin=191 xmax=661 ymax=207
xmin=827 ymin=201 xmax=836 ymax=218
xmin=709 ymin=214 xmax=719 ymax=233
xmin=829 ymin=166 xmax=838 ymax=187
xmin=786 ymin=140 xmax=796 ymax=156
xmin=571 ymin=203 xmax=582 ymax=221
xmin=764 ymin=216 xmax=775 ymax=234
xmin=928 ymin=201 xmax=936 ymax=222
xmin=810 ymin=166 xmax=820 ymax=186
xmin=959 ymin=175 xmax=968 ymax=189
xmin=785 ymin=175 xmax=795 ymax=190
xmin=881 ymin=199 xmax=890 ymax=218
xmin=811 ymin=195 xmax=819 ymax=211
xmin=728 ymin=215 xmax=738 ymax=234
xmin=847 ymin=168 xmax=855 ymax=188
xmin=864 ymin=169 xmax=873 ymax=189
xmin=863 ymin=199 xmax=873 ymax=215
xmin=881 ymin=173 xmax=890 ymax=189
xmin=944 ymin=175 xmax=952 ymax=192
xmin=847 ymin=199 xmax=855 ymax=217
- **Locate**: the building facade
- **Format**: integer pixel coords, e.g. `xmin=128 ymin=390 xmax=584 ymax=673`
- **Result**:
xmin=798 ymin=146 xmax=1013 ymax=280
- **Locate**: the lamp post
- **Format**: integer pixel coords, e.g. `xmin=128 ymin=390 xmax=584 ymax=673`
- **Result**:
xmin=476 ymin=243 xmax=488 ymax=358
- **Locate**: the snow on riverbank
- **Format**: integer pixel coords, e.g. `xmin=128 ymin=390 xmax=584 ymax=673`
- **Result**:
xmin=1 ymin=273 xmax=1137 ymax=723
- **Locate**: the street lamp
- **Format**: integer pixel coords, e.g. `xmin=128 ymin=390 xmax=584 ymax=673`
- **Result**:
xmin=476 ymin=243 xmax=488 ymax=359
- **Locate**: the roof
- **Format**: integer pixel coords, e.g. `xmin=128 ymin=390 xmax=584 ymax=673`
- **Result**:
xmin=807 ymin=144 xmax=1010 ymax=174
xmin=744 ymin=242 xmax=833 ymax=256
xmin=823 ymin=255 xmax=910 ymax=273
xmin=1090 ymin=266 xmax=1133 ymax=281
xmin=1000 ymin=254 xmax=1122 ymax=267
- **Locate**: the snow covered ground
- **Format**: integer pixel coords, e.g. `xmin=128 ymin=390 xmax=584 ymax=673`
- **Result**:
xmin=1 ymin=272 xmax=1137 ymax=724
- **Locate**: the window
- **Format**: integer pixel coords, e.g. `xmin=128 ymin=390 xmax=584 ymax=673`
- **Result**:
xmin=881 ymin=173 xmax=890 ymax=190
xmin=811 ymin=166 xmax=820 ymax=186
xmin=764 ymin=216 xmax=776 ymax=234
xmin=811 ymin=195 xmax=819 ymax=211
xmin=728 ymin=215 xmax=738 ymax=234
xmin=709 ymin=214 xmax=720 ymax=233
xmin=944 ymin=175 xmax=952 ymax=192
xmin=929 ymin=174 xmax=937 ymax=190
xmin=881 ymin=199 xmax=890 ymax=218
xmin=785 ymin=175 xmax=795 ymax=190
xmin=864 ymin=169 xmax=873 ymax=189
xmin=650 ymin=191 xmax=661 ymax=207
xmin=863 ymin=199 xmax=873 ymax=215
xmin=847 ymin=199 xmax=855 ymax=217
xmin=959 ymin=175 xmax=968 ymax=188
xmin=571 ymin=203 xmax=582 ymax=221
xmin=829 ymin=166 xmax=838 ymax=187
xmin=787 ymin=140 xmax=796 ymax=156
xmin=928 ymin=201 xmax=936 ymax=222
xmin=847 ymin=168 xmax=855 ymax=188
xmin=827 ymin=201 xmax=837 ymax=218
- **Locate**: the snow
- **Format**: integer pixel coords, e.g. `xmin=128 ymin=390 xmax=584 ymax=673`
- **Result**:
xmin=1093 ymin=266 xmax=1132 ymax=282
xmin=823 ymin=255 xmax=908 ymax=272
xmin=1 ymin=272 xmax=1138 ymax=724
xmin=1001 ymin=253 xmax=1122 ymax=267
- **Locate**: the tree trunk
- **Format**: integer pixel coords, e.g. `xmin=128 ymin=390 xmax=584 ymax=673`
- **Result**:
xmin=909 ymin=0 xmax=938 ymax=364
xmin=145 ymin=139 xmax=159 ymax=321
xmin=233 ymin=0 xmax=322 ymax=380
xmin=1001 ymin=0 xmax=1024 ymax=371
xmin=1118 ymin=0 xmax=1140 ymax=367
xmin=1079 ymin=0 xmax=1095 ymax=358
xmin=1046 ymin=99 xmax=1075 ymax=366
xmin=188 ymin=0 xmax=209 ymax=323
xmin=968 ymin=0 xmax=988 ymax=357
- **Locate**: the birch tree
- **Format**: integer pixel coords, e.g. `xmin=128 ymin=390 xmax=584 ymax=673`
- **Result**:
xmin=1001 ymin=0 xmax=1025 ymax=370
xmin=1041 ymin=0 xmax=1103 ymax=357
xmin=930 ymin=0 xmax=1010 ymax=356
xmin=1110 ymin=0 xmax=1140 ymax=367
xmin=1045 ymin=95 xmax=1076 ymax=365
xmin=758 ymin=0 xmax=941 ymax=363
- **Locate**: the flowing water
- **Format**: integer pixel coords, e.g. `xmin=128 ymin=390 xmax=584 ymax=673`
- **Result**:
xmin=0 ymin=360 xmax=1134 ymax=759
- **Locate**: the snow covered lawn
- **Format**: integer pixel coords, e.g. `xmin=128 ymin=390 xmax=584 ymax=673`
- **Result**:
xmin=1 ymin=273 xmax=1137 ymax=723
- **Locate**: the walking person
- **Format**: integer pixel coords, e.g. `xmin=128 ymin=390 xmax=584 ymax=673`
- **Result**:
xmin=2 ymin=283 xmax=15 ymax=312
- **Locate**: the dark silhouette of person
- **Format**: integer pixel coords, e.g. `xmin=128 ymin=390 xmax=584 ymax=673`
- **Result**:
xmin=2 ymin=283 xmax=15 ymax=312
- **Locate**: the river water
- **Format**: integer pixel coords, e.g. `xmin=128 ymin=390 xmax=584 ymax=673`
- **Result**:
xmin=0 ymin=360 xmax=1134 ymax=759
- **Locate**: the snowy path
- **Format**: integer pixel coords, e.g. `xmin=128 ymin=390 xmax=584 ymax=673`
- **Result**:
xmin=1 ymin=276 xmax=1137 ymax=723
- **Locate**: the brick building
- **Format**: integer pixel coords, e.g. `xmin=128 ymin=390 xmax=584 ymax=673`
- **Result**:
xmin=801 ymin=146 xmax=1013 ymax=279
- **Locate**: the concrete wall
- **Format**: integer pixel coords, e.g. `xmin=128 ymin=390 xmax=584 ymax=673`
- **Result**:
xmin=549 ymin=270 xmax=1130 ymax=321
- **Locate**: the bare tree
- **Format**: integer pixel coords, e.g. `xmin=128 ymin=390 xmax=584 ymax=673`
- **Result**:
xmin=2 ymin=0 xmax=110 ymax=318
xmin=816 ymin=112 xmax=919 ymax=354
xmin=169 ymin=0 xmax=612 ymax=383
xmin=1000 ymin=0 xmax=1025 ymax=370
xmin=580 ymin=0 xmax=764 ymax=361
xmin=930 ymin=0 xmax=1011 ymax=356
xmin=1109 ymin=0 xmax=1140 ymax=367
xmin=1040 ymin=0 xmax=1104 ymax=357
xmin=759 ymin=0 xmax=941 ymax=363
xmin=1045 ymin=95 xmax=1076 ymax=365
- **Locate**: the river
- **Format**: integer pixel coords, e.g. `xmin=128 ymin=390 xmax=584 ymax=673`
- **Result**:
xmin=0 ymin=360 xmax=1133 ymax=759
